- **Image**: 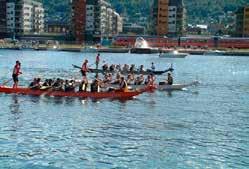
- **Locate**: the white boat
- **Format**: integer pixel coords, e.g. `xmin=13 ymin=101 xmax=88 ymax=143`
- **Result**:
xmin=157 ymin=80 xmax=200 ymax=91
xmin=82 ymin=46 xmax=98 ymax=53
xmin=159 ymin=50 xmax=188 ymax=58
xmin=204 ymin=50 xmax=225 ymax=56
xmin=100 ymin=80 xmax=200 ymax=91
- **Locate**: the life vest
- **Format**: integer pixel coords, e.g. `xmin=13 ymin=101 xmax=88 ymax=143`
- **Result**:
xmin=13 ymin=64 xmax=20 ymax=75
xmin=96 ymin=55 xmax=100 ymax=63
xmin=82 ymin=62 xmax=88 ymax=72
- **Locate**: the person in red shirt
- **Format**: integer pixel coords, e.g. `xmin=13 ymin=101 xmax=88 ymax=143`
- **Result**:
xmin=81 ymin=59 xmax=88 ymax=80
xmin=12 ymin=60 xmax=22 ymax=88
xmin=96 ymin=53 xmax=100 ymax=69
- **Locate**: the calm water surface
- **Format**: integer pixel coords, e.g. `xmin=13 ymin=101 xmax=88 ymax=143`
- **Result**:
xmin=0 ymin=50 xmax=249 ymax=169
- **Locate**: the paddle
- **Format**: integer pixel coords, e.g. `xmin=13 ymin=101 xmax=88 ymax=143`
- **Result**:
xmin=1 ymin=73 xmax=23 ymax=86
xmin=72 ymin=64 xmax=81 ymax=69
xmin=1 ymin=78 xmax=13 ymax=86
xmin=168 ymin=63 xmax=174 ymax=72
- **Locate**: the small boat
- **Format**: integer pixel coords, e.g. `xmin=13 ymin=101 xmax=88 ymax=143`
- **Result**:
xmin=130 ymin=37 xmax=159 ymax=54
xmin=159 ymin=50 xmax=188 ymax=58
xmin=82 ymin=46 xmax=98 ymax=53
xmin=157 ymin=81 xmax=199 ymax=91
xmin=72 ymin=64 xmax=174 ymax=75
xmin=102 ymin=81 xmax=199 ymax=91
xmin=130 ymin=48 xmax=159 ymax=54
xmin=204 ymin=50 xmax=225 ymax=56
xmin=0 ymin=86 xmax=145 ymax=99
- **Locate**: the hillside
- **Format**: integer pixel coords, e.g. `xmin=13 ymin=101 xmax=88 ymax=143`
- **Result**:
xmin=42 ymin=0 xmax=249 ymax=24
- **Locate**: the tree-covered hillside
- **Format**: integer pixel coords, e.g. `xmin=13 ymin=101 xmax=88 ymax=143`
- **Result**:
xmin=42 ymin=0 xmax=249 ymax=24
xmin=185 ymin=0 xmax=249 ymax=23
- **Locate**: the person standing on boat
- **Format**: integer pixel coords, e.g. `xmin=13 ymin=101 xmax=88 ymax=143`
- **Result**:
xmin=96 ymin=53 xmax=100 ymax=69
xmin=81 ymin=59 xmax=88 ymax=80
xmin=12 ymin=60 xmax=22 ymax=88
xmin=167 ymin=73 xmax=173 ymax=85
xmin=151 ymin=62 xmax=155 ymax=71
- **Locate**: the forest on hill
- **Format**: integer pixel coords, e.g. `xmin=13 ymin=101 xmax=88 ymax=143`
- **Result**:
xmin=41 ymin=0 xmax=249 ymax=23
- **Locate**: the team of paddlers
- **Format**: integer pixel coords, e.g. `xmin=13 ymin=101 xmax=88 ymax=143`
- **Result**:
xmin=10 ymin=53 xmax=173 ymax=92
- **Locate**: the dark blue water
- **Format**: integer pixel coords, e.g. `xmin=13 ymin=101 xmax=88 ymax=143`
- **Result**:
xmin=0 ymin=50 xmax=249 ymax=169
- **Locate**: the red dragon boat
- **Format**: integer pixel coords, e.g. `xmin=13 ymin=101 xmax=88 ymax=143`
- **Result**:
xmin=0 ymin=86 xmax=147 ymax=99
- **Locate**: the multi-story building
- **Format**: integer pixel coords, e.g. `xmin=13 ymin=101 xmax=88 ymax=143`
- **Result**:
xmin=151 ymin=0 xmax=185 ymax=37
xmin=71 ymin=0 xmax=86 ymax=42
xmin=169 ymin=0 xmax=185 ymax=36
xmin=5 ymin=0 xmax=44 ymax=35
xmin=236 ymin=6 xmax=249 ymax=37
xmin=72 ymin=0 xmax=122 ymax=43
xmin=0 ymin=0 xmax=7 ymax=36
xmin=6 ymin=1 xmax=15 ymax=33
xmin=152 ymin=0 xmax=169 ymax=36
xmin=46 ymin=21 xmax=70 ymax=34
xmin=112 ymin=11 xmax=122 ymax=35
xmin=33 ymin=1 xmax=44 ymax=33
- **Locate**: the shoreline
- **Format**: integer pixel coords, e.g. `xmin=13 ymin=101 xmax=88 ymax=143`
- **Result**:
xmin=1 ymin=45 xmax=249 ymax=56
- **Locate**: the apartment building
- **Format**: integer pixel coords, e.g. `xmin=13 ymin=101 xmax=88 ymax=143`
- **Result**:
xmin=169 ymin=0 xmax=185 ymax=36
xmin=151 ymin=0 xmax=186 ymax=37
xmin=72 ymin=0 xmax=122 ymax=42
xmin=6 ymin=1 xmax=15 ymax=32
xmin=71 ymin=0 xmax=86 ymax=42
xmin=5 ymin=0 xmax=44 ymax=34
xmin=112 ymin=11 xmax=123 ymax=35
xmin=152 ymin=0 xmax=169 ymax=36
xmin=33 ymin=1 xmax=44 ymax=33
xmin=0 ymin=0 xmax=7 ymax=35
xmin=236 ymin=6 xmax=249 ymax=37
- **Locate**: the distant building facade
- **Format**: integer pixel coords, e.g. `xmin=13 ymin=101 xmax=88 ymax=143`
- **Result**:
xmin=236 ymin=6 xmax=249 ymax=37
xmin=151 ymin=0 xmax=169 ymax=36
xmin=71 ymin=0 xmax=122 ymax=43
xmin=6 ymin=0 xmax=44 ymax=34
xmin=151 ymin=0 xmax=185 ymax=37
xmin=122 ymin=24 xmax=145 ymax=35
xmin=46 ymin=21 xmax=70 ymax=34
xmin=0 ymin=0 xmax=7 ymax=36
xmin=0 ymin=0 xmax=45 ymax=38
xmin=71 ymin=0 xmax=86 ymax=42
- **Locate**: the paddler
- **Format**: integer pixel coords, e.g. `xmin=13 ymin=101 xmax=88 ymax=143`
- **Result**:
xmin=96 ymin=53 xmax=100 ymax=69
xmin=139 ymin=65 xmax=145 ymax=72
xmin=12 ymin=60 xmax=22 ymax=88
xmin=29 ymin=78 xmax=41 ymax=89
xmin=91 ymin=76 xmax=100 ymax=92
xmin=135 ymin=74 xmax=144 ymax=85
xmin=81 ymin=59 xmax=88 ymax=81
xmin=151 ymin=62 xmax=155 ymax=71
xmin=112 ymin=72 xmax=121 ymax=84
xmin=167 ymin=73 xmax=173 ymax=85
xmin=145 ymin=74 xmax=155 ymax=86
xmin=119 ymin=77 xmax=128 ymax=92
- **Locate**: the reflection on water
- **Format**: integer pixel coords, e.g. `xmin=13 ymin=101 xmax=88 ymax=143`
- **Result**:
xmin=9 ymin=95 xmax=22 ymax=114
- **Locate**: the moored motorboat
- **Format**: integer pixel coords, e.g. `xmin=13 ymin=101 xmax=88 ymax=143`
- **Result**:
xmin=82 ymin=46 xmax=98 ymax=53
xmin=159 ymin=50 xmax=188 ymax=58
xmin=204 ymin=50 xmax=225 ymax=56
xmin=0 ymin=86 xmax=145 ymax=99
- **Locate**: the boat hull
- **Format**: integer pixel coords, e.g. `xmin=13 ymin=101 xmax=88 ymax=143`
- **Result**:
xmin=159 ymin=52 xmax=188 ymax=58
xmin=102 ymin=81 xmax=199 ymax=91
xmin=130 ymin=48 xmax=158 ymax=54
xmin=157 ymin=81 xmax=199 ymax=91
xmin=0 ymin=86 xmax=143 ymax=99
xmin=73 ymin=64 xmax=173 ymax=75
